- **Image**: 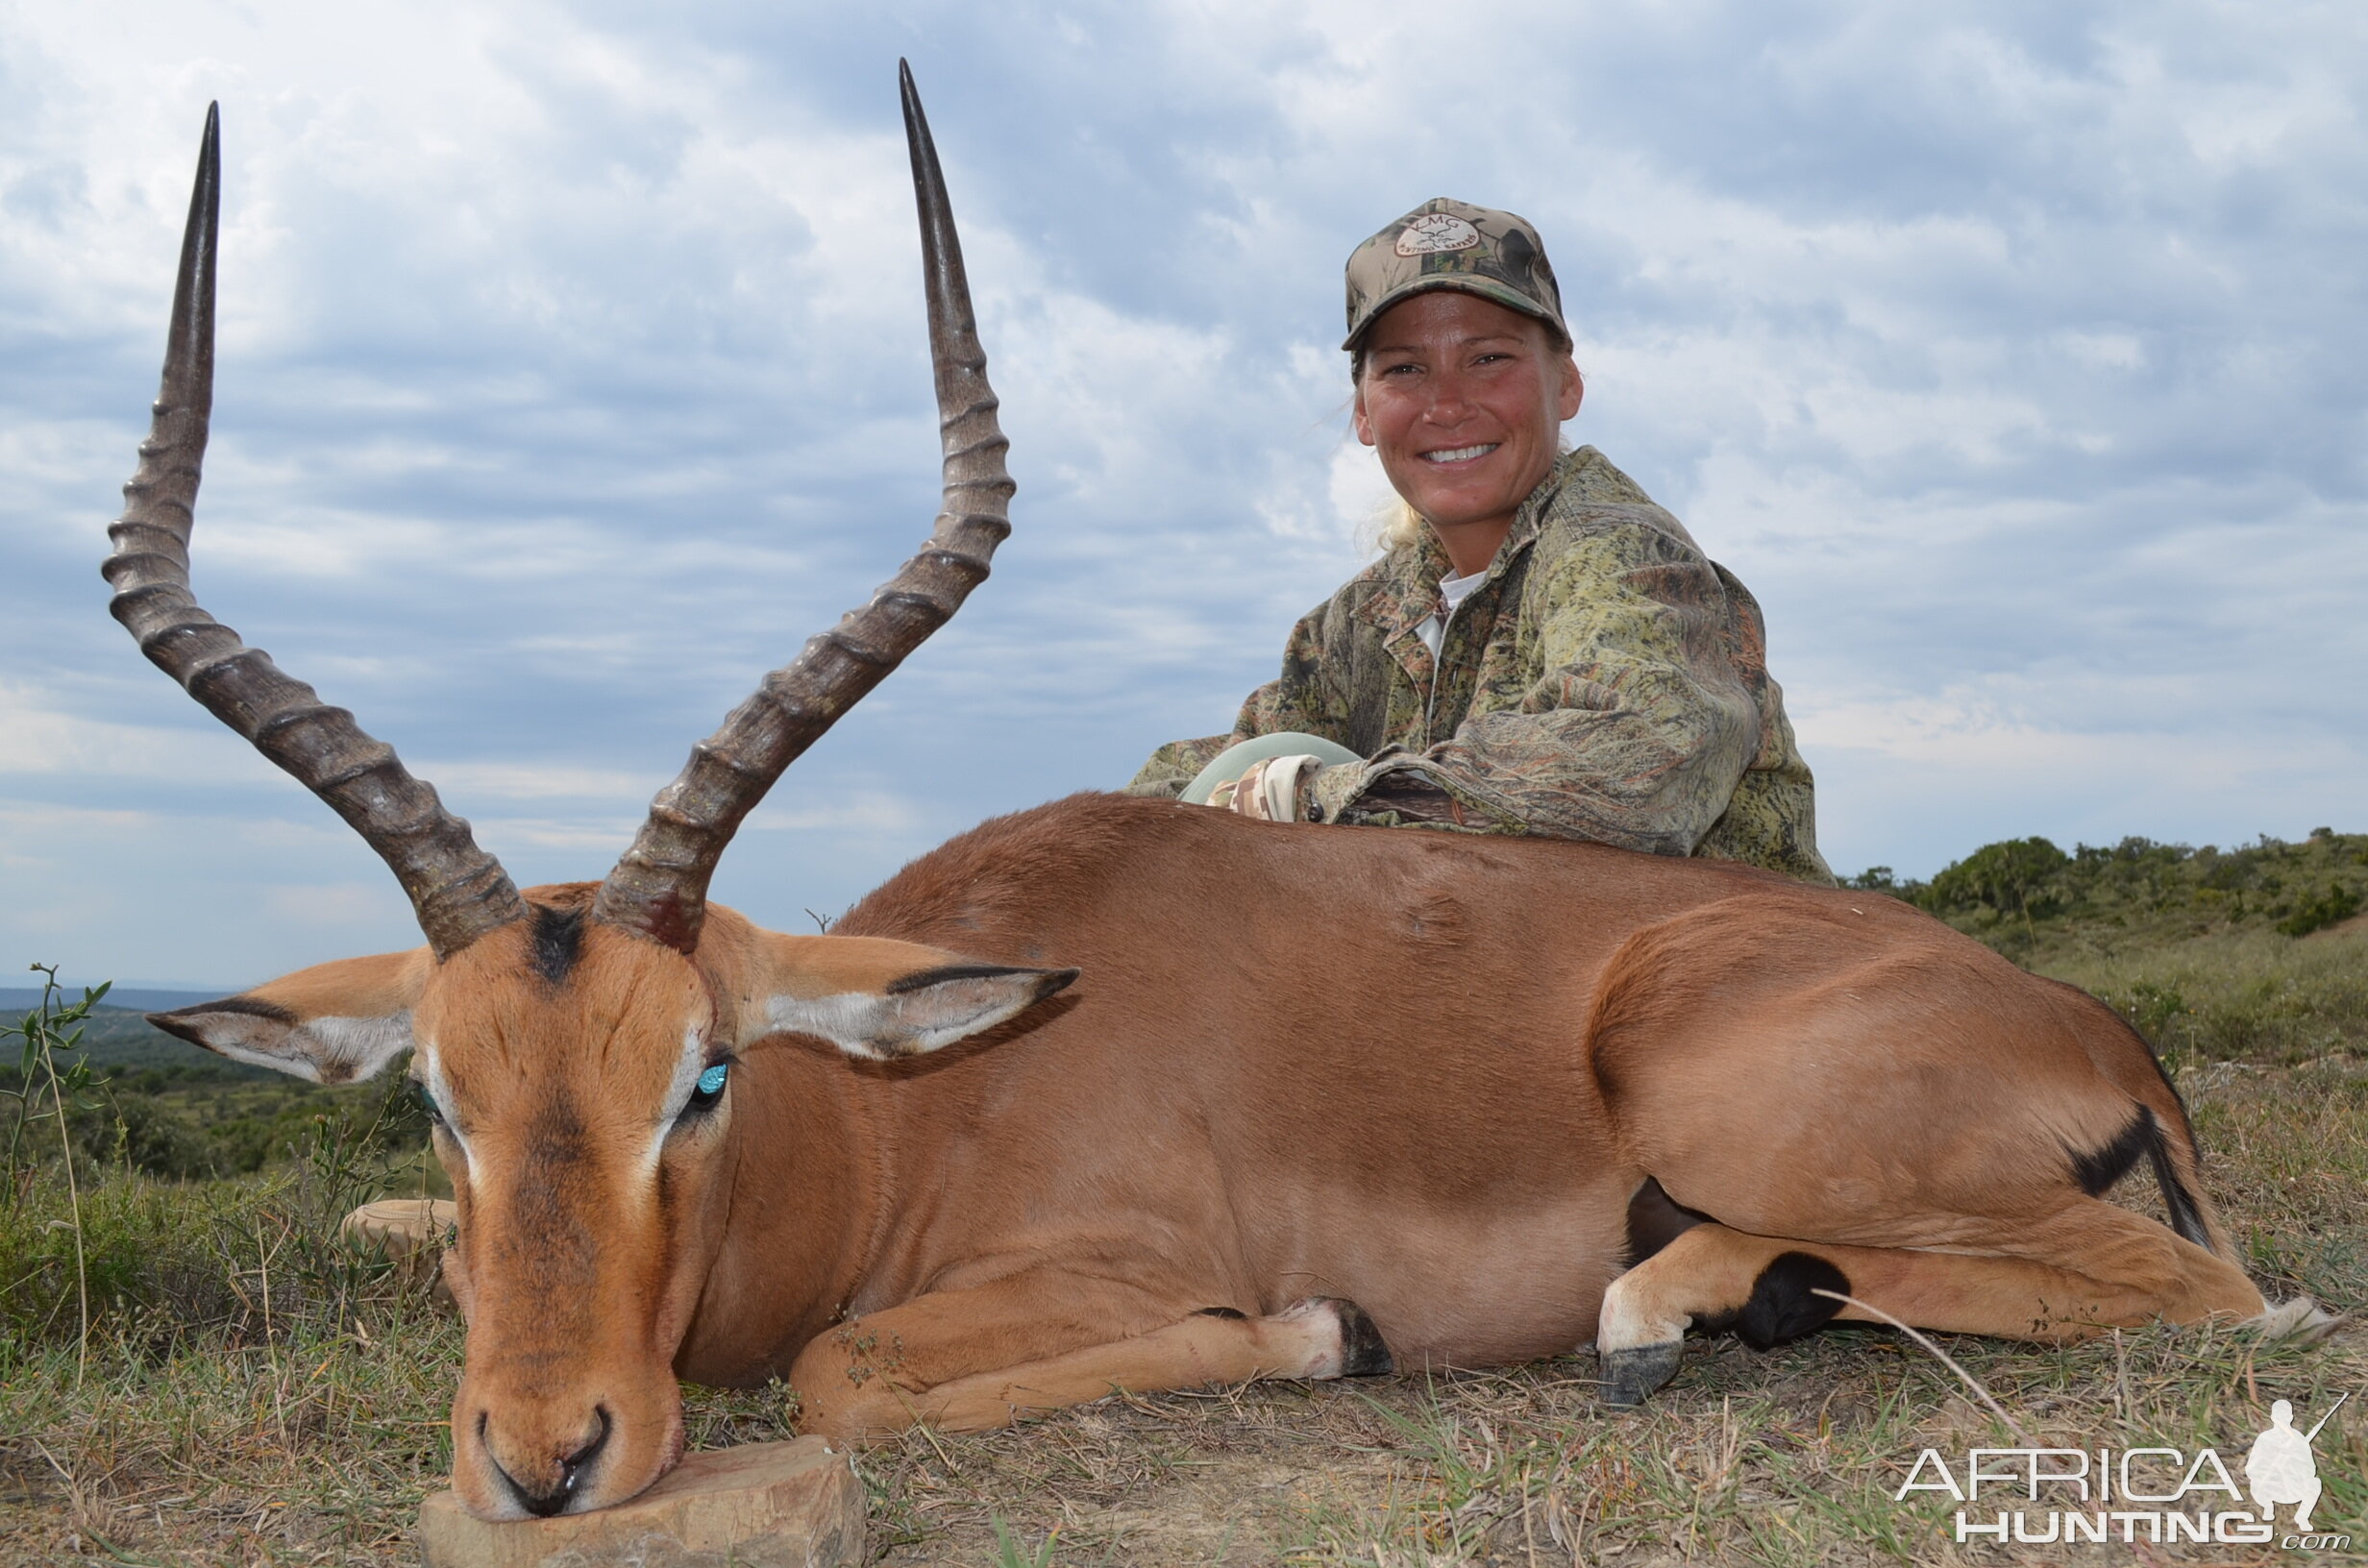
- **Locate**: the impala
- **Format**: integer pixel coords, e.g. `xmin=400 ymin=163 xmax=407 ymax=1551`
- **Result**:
xmin=109 ymin=73 xmax=2311 ymax=1523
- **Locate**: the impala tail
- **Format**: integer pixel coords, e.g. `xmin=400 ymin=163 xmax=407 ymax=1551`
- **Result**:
xmin=2077 ymin=999 xmax=2237 ymax=1260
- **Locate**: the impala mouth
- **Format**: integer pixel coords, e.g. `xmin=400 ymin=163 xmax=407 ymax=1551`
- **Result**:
xmin=1420 ymin=443 xmax=1498 ymax=464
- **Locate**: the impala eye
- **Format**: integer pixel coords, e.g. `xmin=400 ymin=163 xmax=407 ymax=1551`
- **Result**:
xmin=684 ymin=1061 xmax=730 ymax=1115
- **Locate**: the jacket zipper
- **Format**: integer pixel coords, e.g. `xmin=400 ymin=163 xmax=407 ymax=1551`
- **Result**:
xmin=1423 ymin=591 xmax=1468 ymax=742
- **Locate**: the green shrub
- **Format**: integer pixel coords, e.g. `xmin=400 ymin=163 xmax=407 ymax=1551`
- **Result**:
xmin=1875 ymin=829 xmax=2367 ymax=956
xmin=0 ymin=1125 xmax=422 ymax=1363
xmin=2277 ymin=881 xmax=2362 ymax=939
xmin=0 ymin=967 xmax=437 ymax=1367
xmin=1921 ymin=836 xmax=2069 ymax=922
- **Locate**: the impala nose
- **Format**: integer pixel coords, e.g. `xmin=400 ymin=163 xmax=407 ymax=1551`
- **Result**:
xmin=482 ymin=1405 xmax=613 ymax=1518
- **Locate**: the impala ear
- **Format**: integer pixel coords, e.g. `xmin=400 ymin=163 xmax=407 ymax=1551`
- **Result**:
xmin=148 ymin=948 xmax=431 ymax=1085
xmin=750 ymin=936 xmax=1077 ymax=1061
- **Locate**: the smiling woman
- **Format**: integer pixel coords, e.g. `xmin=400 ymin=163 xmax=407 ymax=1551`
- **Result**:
xmin=1127 ymin=198 xmax=1831 ymax=883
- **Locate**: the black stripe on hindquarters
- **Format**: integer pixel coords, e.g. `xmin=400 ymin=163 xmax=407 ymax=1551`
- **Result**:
xmin=1699 ymin=1252 xmax=1851 ymax=1350
xmin=2071 ymin=1106 xmax=2155 ymax=1197
xmin=2069 ymin=1105 xmax=2210 ymax=1250
xmin=2037 ymin=975 xmax=2203 ymax=1164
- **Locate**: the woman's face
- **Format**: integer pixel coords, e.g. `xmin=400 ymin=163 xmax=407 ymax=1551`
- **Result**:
xmin=1353 ymin=291 xmax=1582 ymax=551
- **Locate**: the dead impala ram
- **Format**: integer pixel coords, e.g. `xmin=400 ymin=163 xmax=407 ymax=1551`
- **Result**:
xmin=111 ymin=75 xmax=2305 ymax=1523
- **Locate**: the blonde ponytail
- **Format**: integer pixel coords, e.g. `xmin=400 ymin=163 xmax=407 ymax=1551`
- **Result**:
xmin=1361 ymin=439 xmax=1575 ymax=556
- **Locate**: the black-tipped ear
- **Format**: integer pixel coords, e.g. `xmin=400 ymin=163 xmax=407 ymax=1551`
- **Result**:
xmin=762 ymin=965 xmax=1076 ymax=1061
xmin=145 ymin=948 xmax=431 ymax=1085
xmin=152 ymin=995 xmax=417 ymax=1085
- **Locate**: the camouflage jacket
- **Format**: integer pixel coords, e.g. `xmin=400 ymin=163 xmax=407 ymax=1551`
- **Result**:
xmin=1124 ymin=447 xmax=1832 ymax=882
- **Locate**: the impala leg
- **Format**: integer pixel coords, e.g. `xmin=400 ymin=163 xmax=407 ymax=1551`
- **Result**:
xmin=887 ymin=1299 xmax=1389 ymax=1437
xmin=1595 ymin=1204 xmax=2266 ymax=1408
xmin=788 ymin=1281 xmax=1390 ymax=1441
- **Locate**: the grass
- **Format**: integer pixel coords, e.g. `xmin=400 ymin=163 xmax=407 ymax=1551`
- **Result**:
xmin=1 ymin=845 xmax=2362 ymax=1564
xmin=2047 ymin=924 xmax=2368 ymax=1067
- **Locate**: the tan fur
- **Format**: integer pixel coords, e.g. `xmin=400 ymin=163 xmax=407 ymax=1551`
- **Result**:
xmin=251 ymin=948 xmax=432 ymax=1018
xmin=164 ymin=795 xmax=2268 ymax=1518
xmin=797 ymin=1299 xmax=1362 ymax=1438
xmin=730 ymin=933 xmax=982 ymax=1006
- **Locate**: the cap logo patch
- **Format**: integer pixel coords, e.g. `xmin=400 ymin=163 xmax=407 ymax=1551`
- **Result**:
xmin=1395 ymin=213 xmax=1481 ymax=257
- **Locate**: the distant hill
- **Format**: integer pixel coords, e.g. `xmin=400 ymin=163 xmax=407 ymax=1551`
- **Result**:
xmin=3 ymin=992 xmax=275 ymax=1081
xmin=1853 ymin=825 xmax=2366 ymax=961
xmin=0 ymin=987 xmax=219 ymax=1014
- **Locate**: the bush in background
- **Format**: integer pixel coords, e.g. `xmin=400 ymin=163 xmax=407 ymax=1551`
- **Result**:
xmin=1895 ymin=827 xmax=2367 ymax=946
xmin=1857 ymin=828 xmax=2368 ymax=1066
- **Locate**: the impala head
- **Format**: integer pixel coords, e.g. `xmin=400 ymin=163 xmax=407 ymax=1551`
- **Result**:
xmin=108 ymin=68 xmax=1063 ymax=1518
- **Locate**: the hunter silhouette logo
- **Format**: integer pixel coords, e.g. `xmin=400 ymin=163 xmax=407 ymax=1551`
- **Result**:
xmin=2247 ymin=1394 xmax=2346 ymax=1533
xmin=1896 ymin=1392 xmax=2354 ymax=1550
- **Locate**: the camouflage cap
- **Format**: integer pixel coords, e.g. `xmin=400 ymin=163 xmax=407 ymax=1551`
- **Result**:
xmin=1343 ymin=197 xmax=1567 ymax=353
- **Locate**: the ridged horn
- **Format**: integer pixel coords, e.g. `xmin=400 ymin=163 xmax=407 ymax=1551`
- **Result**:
xmin=593 ymin=61 xmax=1015 ymax=953
xmin=102 ymin=105 xmax=528 ymax=962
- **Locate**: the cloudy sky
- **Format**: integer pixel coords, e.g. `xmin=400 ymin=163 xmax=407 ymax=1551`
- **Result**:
xmin=3 ymin=0 xmax=2362 ymax=988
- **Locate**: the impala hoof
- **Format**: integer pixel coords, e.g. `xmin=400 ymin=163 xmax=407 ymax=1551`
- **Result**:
xmin=1333 ymin=1298 xmax=1394 ymax=1377
xmin=1599 ymin=1340 xmax=1682 ymax=1409
xmin=1275 ymin=1296 xmax=1394 ymax=1378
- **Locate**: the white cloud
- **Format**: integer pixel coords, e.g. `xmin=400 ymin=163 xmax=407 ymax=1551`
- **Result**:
xmin=418 ymin=761 xmax=654 ymax=799
xmin=471 ymin=815 xmax=645 ymax=851
xmin=744 ymin=792 xmax=920 ymax=834
xmin=0 ymin=682 xmax=275 ymax=784
xmin=262 ymin=881 xmax=403 ymax=926
xmin=4 ymin=0 xmax=2362 ymax=978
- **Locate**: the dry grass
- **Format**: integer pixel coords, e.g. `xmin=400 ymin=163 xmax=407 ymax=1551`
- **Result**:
xmin=2042 ymin=921 xmax=2368 ymax=1067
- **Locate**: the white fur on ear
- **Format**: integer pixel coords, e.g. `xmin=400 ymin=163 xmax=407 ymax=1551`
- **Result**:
xmin=150 ymin=1004 xmax=416 ymax=1085
xmin=765 ymin=966 xmax=1076 ymax=1060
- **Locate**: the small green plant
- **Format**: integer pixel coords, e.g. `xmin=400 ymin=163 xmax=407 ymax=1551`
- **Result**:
xmin=3 ymin=964 xmax=112 ymax=1384
xmin=989 ymin=1511 xmax=1058 ymax=1568
xmin=2115 ymin=980 xmax=2189 ymax=1041
xmin=277 ymin=1076 xmax=434 ymax=1337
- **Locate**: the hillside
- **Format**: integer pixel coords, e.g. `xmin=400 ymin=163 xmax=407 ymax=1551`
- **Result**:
xmin=0 ymin=997 xmax=273 ymax=1081
xmin=4 ymin=986 xmax=416 ymax=1184
xmin=1858 ymin=823 xmax=2366 ymax=948
xmin=1858 ymin=825 xmax=2367 ymax=1063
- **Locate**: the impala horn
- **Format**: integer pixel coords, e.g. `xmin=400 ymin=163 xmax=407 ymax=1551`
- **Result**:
xmin=593 ymin=61 xmax=1014 ymax=953
xmin=103 ymin=104 xmax=528 ymax=962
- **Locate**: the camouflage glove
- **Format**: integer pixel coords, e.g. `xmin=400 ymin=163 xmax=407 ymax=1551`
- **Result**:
xmin=1220 ymin=753 xmax=1321 ymax=821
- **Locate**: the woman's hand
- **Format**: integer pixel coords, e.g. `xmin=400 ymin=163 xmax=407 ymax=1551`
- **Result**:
xmin=1213 ymin=754 xmax=1321 ymax=821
